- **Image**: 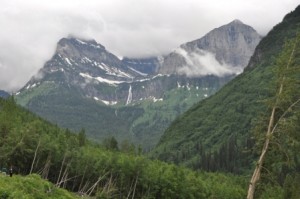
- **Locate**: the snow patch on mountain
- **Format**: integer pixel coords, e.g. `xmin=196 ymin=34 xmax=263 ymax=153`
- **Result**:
xmin=101 ymin=99 xmax=117 ymax=105
xmin=82 ymin=57 xmax=92 ymax=63
xmin=79 ymin=73 xmax=124 ymax=85
xmin=97 ymin=63 xmax=133 ymax=78
xmin=94 ymin=97 xmax=118 ymax=105
xmin=128 ymin=67 xmax=148 ymax=76
xmin=65 ymin=58 xmax=72 ymax=65
xmin=152 ymin=97 xmax=163 ymax=102
xmin=75 ymin=39 xmax=104 ymax=49
xmin=25 ymin=83 xmax=39 ymax=90
xmin=75 ymin=39 xmax=87 ymax=45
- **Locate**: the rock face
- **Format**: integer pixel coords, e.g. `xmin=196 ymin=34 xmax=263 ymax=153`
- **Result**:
xmin=122 ymin=57 xmax=160 ymax=75
xmin=158 ymin=20 xmax=261 ymax=75
xmin=25 ymin=37 xmax=150 ymax=104
xmin=0 ymin=90 xmax=9 ymax=98
xmin=41 ymin=37 xmax=140 ymax=83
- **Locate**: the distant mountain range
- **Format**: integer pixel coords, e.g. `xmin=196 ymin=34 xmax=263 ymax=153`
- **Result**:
xmin=15 ymin=20 xmax=261 ymax=149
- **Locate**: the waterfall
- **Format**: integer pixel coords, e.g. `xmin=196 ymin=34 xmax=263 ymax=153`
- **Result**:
xmin=126 ymin=85 xmax=132 ymax=105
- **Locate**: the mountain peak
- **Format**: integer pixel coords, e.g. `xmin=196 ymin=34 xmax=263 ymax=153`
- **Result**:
xmin=159 ymin=20 xmax=261 ymax=75
xmin=23 ymin=35 xmax=144 ymax=92
xmin=230 ymin=19 xmax=243 ymax=25
xmin=54 ymin=36 xmax=109 ymax=65
xmin=57 ymin=37 xmax=105 ymax=51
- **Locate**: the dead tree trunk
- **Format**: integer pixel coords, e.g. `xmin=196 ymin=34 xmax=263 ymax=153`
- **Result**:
xmin=131 ymin=173 xmax=139 ymax=199
xmin=30 ymin=139 xmax=41 ymax=174
xmin=40 ymin=153 xmax=51 ymax=179
xmin=56 ymin=153 xmax=67 ymax=185
xmin=86 ymin=172 xmax=109 ymax=196
xmin=247 ymin=108 xmax=276 ymax=199
xmin=247 ymin=37 xmax=298 ymax=199
xmin=78 ymin=165 xmax=87 ymax=192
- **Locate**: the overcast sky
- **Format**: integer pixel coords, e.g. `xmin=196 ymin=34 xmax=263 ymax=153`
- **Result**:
xmin=0 ymin=0 xmax=299 ymax=91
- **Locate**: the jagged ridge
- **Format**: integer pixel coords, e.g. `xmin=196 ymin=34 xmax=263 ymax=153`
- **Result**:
xmin=158 ymin=20 xmax=261 ymax=76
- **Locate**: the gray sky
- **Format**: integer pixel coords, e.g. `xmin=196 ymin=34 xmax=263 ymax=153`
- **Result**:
xmin=0 ymin=0 xmax=299 ymax=91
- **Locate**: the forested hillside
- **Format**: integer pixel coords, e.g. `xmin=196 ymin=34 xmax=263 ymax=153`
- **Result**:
xmin=1 ymin=97 xmax=298 ymax=198
xmin=152 ymin=5 xmax=300 ymax=174
xmin=0 ymin=97 xmax=249 ymax=198
xmin=247 ymin=28 xmax=300 ymax=199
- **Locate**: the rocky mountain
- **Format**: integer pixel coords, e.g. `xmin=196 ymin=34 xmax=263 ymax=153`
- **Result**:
xmin=0 ymin=90 xmax=9 ymax=98
xmin=151 ymin=6 xmax=300 ymax=172
xmin=158 ymin=20 xmax=261 ymax=76
xmin=122 ymin=57 xmax=160 ymax=75
xmin=20 ymin=37 xmax=144 ymax=104
xmin=15 ymin=20 xmax=260 ymax=149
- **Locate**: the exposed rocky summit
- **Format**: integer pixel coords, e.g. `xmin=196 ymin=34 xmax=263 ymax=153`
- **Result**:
xmin=158 ymin=20 xmax=261 ymax=76
xmin=41 ymin=37 xmax=141 ymax=83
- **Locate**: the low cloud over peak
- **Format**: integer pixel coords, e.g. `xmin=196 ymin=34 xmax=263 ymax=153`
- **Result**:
xmin=176 ymin=48 xmax=243 ymax=77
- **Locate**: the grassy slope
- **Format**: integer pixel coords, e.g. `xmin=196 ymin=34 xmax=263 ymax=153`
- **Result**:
xmin=0 ymin=174 xmax=81 ymax=199
xmin=130 ymin=83 xmax=220 ymax=150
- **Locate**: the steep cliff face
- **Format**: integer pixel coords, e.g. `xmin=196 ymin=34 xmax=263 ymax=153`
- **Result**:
xmin=159 ymin=20 xmax=261 ymax=76
xmin=22 ymin=37 xmax=149 ymax=104
xmin=46 ymin=38 xmax=139 ymax=81
xmin=122 ymin=57 xmax=160 ymax=75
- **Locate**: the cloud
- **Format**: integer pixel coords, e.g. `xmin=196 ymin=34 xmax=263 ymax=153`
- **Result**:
xmin=176 ymin=48 xmax=242 ymax=77
xmin=0 ymin=0 xmax=298 ymax=91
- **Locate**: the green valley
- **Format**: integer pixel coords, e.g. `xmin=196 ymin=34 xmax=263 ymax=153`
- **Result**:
xmin=0 ymin=97 xmax=249 ymax=198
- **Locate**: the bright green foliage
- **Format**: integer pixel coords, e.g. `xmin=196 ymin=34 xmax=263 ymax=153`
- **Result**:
xmin=0 ymin=97 xmax=246 ymax=198
xmin=0 ymin=174 xmax=81 ymax=199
